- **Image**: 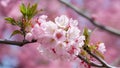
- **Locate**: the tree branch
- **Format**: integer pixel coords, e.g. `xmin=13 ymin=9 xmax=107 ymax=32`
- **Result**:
xmin=77 ymin=55 xmax=103 ymax=67
xmin=85 ymin=48 xmax=116 ymax=68
xmin=0 ymin=39 xmax=36 ymax=46
xmin=59 ymin=0 xmax=120 ymax=36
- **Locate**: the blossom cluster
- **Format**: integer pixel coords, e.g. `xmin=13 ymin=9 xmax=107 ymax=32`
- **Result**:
xmin=25 ymin=15 xmax=106 ymax=61
xmin=25 ymin=15 xmax=85 ymax=61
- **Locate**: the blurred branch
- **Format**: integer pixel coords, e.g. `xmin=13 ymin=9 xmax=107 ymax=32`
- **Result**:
xmin=112 ymin=57 xmax=120 ymax=66
xmin=59 ymin=0 xmax=120 ymax=36
xmin=0 ymin=39 xmax=36 ymax=46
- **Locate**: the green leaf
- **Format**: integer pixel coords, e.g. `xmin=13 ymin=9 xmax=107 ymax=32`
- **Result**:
xmin=16 ymin=21 xmax=22 ymax=27
xmin=28 ymin=3 xmax=38 ymax=20
xmin=29 ymin=3 xmax=37 ymax=14
xmin=81 ymin=49 xmax=88 ymax=57
xmin=20 ymin=3 xmax=27 ymax=17
xmin=30 ymin=3 xmax=38 ymax=14
xmin=20 ymin=3 xmax=38 ymax=20
xmin=83 ymin=27 xmax=90 ymax=45
xmin=10 ymin=30 xmax=23 ymax=38
xmin=5 ymin=17 xmax=16 ymax=25
xmin=88 ymin=45 xmax=97 ymax=51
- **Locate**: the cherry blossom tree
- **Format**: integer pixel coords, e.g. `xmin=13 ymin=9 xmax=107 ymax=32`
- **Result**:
xmin=0 ymin=0 xmax=120 ymax=68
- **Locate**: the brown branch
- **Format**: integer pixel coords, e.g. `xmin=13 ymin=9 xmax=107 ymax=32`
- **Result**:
xmin=85 ymin=49 xmax=116 ymax=68
xmin=59 ymin=0 xmax=120 ymax=36
xmin=0 ymin=39 xmax=36 ymax=46
xmin=77 ymin=55 xmax=103 ymax=67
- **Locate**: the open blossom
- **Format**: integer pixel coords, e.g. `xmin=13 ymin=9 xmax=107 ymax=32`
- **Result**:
xmin=77 ymin=35 xmax=85 ymax=47
xmin=67 ymin=26 xmax=80 ymax=41
xmin=98 ymin=43 xmax=106 ymax=53
xmin=25 ymin=15 xmax=85 ymax=61
xmin=69 ymin=18 xmax=78 ymax=26
xmin=54 ymin=29 xmax=66 ymax=42
xmin=38 ymin=15 xmax=48 ymax=24
xmin=55 ymin=15 xmax=69 ymax=28
xmin=45 ymin=21 xmax=58 ymax=34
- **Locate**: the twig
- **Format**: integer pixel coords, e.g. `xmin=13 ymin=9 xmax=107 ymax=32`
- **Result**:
xmin=59 ymin=0 xmax=120 ymax=36
xmin=85 ymin=49 xmax=116 ymax=68
xmin=77 ymin=55 xmax=103 ymax=67
xmin=0 ymin=39 xmax=36 ymax=46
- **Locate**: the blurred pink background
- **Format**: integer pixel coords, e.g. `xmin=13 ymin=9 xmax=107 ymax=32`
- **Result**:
xmin=0 ymin=0 xmax=119 ymax=68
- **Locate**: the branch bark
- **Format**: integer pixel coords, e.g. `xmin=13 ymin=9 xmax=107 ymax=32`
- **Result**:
xmin=77 ymin=55 xmax=103 ymax=67
xmin=59 ymin=0 xmax=120 ymax=36
xmin=0 ymin=39 xmax=36 ymax=46
xmin=77 ymin=45 xmax=117 ymax=68
xmin=85 ymin=48 xmax=116 ymax=68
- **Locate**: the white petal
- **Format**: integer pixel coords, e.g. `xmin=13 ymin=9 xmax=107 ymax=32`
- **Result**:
xmin=55 ymin=15 xmax=69 ymax=28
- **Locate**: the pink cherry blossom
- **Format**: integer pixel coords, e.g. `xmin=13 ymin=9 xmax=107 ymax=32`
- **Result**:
xmin=26 ymin=15 xmax=86 ymax=61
